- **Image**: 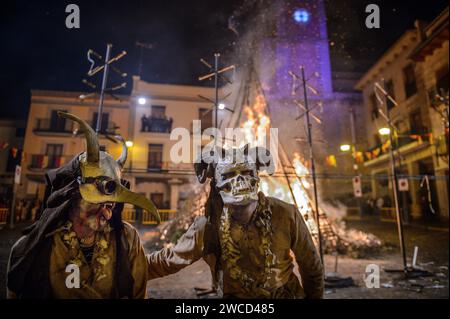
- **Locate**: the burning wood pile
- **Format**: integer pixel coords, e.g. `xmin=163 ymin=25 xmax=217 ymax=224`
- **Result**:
xmin=146 ymin=184 xmax=382 ymax=259
xmin=323 ymin=219 xmax=382 ymax=258
xmin=146 ymin=86 xmax=383 ymax=259
xmin=145 ymin=184 xmax=209 ymax=251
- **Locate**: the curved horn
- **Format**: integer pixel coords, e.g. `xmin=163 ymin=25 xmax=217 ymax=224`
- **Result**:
xmin=114 ymin=135 xmax=128 ymax=168
xmin=58 ymin=111 xmax=99 ymax=163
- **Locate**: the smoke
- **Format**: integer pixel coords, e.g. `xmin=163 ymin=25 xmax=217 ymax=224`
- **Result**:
xmin=226 ymin=0 xmax=279 ymax=73
xmin=320 ymin=201 xmax=347 ymax=221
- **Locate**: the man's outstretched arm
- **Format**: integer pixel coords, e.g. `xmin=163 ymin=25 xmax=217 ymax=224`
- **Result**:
xmin=146 ymin=215 xmax=207 ymax=280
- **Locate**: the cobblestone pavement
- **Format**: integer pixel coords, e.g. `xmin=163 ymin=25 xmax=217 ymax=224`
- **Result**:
xmin=1 ymin=219 xmax=448 ymax=299
xmin=147 ymin=218 xmax=449 ymax=299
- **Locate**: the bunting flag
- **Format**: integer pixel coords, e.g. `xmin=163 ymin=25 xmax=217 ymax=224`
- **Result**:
xmin=372 ymin=148 xmax=381 ymax=157
xmin=427 ymin=132 xmax=434 ymax=144
xmin=325 ymin=132 xmax=439 ymax=166
xmin=325 ymin=155 xmax=337 ymax=167
xmin=42 ymin=155 xmax=49 ymax=168
xmin=410 ymin=134 xmax=423 ymax=144
xmin=381 ymin=140 xmax=391 ymax=153
xmin=53 ymin=156 xmax=65 ymax=168
xmin=355 ymin=151 xmax=364 ymax=163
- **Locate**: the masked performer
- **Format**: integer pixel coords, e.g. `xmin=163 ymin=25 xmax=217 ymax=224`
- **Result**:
xmin=147 ymin=145 xmax=324 ymax=299
xmin=7 ymin=112 xmax=160 ymax=299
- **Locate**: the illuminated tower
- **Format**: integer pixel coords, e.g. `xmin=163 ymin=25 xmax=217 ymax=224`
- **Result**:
xmin=254 ymin=0 xmax=362 ymax=201
xmin=259 ymin=0 xmax=333 ymax=100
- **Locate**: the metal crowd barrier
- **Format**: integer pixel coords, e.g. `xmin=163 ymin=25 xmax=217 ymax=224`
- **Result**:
xmin=122 ymin=207 xmax=176 ymax=225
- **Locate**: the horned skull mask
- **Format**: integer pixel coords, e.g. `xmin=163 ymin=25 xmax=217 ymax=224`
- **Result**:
xmin=195 ymin=144 xmax=274 ymax=206
xmin=58 ymin=112 xmax=160 ymax=223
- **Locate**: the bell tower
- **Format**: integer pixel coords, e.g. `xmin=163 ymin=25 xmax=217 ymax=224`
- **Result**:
xmin=260 ymin=0 xmax=333 ymax=99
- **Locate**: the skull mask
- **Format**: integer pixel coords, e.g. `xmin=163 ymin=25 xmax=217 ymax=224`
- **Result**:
xmin=58 ymin=112 xmax=160 ymax=223
xmin=195 ymin=144 xmax=274 ymax=206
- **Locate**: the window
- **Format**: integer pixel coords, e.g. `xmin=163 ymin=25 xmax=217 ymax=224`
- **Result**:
xmin=151 ymin=105 xmax=166 ymax=119
xmin=435 ymin=66 xmax=449 ymax=95
xmin=50 ymin=110 xmax=67 ymax=132
xmin=92 ymin=112 xmax=109 ymax=133
xmin=199 ymin=108 xmax=213 ymax=131
xmin=146 ymin=107 xmax=171 ymax=132
xmin=409 ymin=110 xmax=427 ymax=134
xmin=385 ymin=80 xmax=396 ymax=110
xmin=147 ymin=144 xmax=163 ymax=170
xmin=46 ymin=144 xmax=63 ymax=168
xmin=403 ymin=64 xmax=417 ymax=98
xmin=369 ymin=93 xmax=379 ymax=120
xmin=150 ymin=193 xmax=164 ymax=208
xmin=46 ymin=144 xmax=63 ymax=156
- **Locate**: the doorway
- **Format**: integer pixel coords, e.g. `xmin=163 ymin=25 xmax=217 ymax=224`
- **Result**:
xmin=150 ymin=193 xmax=164 ymax=209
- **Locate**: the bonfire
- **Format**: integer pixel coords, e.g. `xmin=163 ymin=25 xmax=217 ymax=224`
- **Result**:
xmin=146 ymin=92 xmax=382 ymax=260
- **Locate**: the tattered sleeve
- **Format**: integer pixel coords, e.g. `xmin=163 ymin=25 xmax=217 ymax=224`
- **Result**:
xmin=290 ymin=209 xmax=324 ymax=299
xmin=125 ymin=224 xmax=151 ymax=298
xmin=147 ymin=216 xmax=206 ymax=280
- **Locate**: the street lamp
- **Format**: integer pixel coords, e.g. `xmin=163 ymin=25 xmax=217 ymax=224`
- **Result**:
xmin=125 ymin=140 xmax=134 ymax=148
xmin=340 ymin=144 xmax=351 ymax=152
xmin=138 ymin=97 xmax=147 ymax=105
xmin=378 ymin=127 xmax=391 ymax=136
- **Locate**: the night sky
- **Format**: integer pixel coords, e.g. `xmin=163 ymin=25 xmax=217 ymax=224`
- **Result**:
xmin=0 ymin=0 xmax=447 ymax=120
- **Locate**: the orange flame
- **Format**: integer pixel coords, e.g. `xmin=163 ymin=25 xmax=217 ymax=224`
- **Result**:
xmin=240 ymin=94 xmax=319 ymax=236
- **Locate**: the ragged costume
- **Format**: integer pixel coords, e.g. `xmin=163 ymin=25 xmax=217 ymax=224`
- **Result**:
xmin=147 ymin=145 xmax=324 ymax=298
xmin=6 ymin=112 xmax=160 ymax=299
xmin=7 ymin=112 xmax=323 ymax=299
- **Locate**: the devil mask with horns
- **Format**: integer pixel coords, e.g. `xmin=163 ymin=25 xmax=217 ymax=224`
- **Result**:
xmin=195 ymin=144 xmax=274 ymax=205
xmin=58 ymin=111 xmax=160 ymax=223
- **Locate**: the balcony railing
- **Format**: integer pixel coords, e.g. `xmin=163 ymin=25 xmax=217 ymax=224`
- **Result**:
xmin=147 ymin=161 xmax=164 ymax=171
xmin=90 ymin=121 xmax=118 ymax=134
xmin=29 ymin=155 xmax=70 ymax=170
xmin=34 ymin=118 xmax=117 ymax=135
xmin=144 ymin=161 xmax=194 ymax=172
xmin=141 ymin=116 xmax=173 ymax=133
xmin=364 ymin=129 xmax=431 ymax=162
xmin=34 ymin=119 xmax=73 ymax=134
xmin=123 ymin=161 xmax=193 ymax=174
xmin=122 ymin=208 xmax=176 ymax=225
